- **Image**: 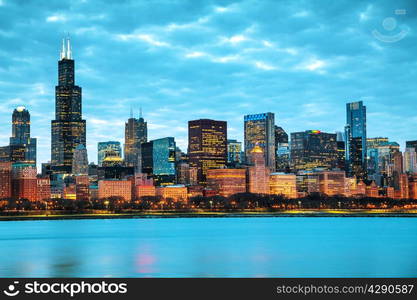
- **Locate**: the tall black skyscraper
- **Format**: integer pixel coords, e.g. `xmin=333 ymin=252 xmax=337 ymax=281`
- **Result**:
xmin=51 ymin=37 xmax=86 ymax=174
xmin=124 ymin=109 xmax=147 ymax=170
xmin=244 ymin=113 xmax=275 ymax=170
xmin=290 ymin=130 xmax=338 ymax=171
xmin=9 ymin=106 xmax=37 ymax=164
xmin=345 ymin=101 xmax=367 ymax=179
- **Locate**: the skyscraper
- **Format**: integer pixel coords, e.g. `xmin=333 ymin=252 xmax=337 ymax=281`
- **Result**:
xmin=51 ymin=37 xmax=86 ymax=174
xmin=152 ymin=137 xmax=176 ymax=186
xmin=290 ymin=130 xmax=338 ymax=171
xmin=406 ymin=140 xmax=417 ymax=154
xmin=345 ymin=101 xmax=367 ymax=179
xmin=11 ymin=162 xmax=37 ymax=202
xmin=124 ymin=110 xmax=147 ymax=170
xmin=188 ymin=119 xmax=227 ymax=184
xmin=141 ymin=141 xmax=153 ymax=175
xmin=227 ymin=139 xmax=242 ymax=165
xmin=248 ymin=145 xmax=270 ymax=194
xmin=275 ymin=125 xmax=289 ymax=172
xmin=98 ymin=141 xmax=122 ymax=167
xmin=367 ymin=141 xmax=399 ymax=187
xmin=244 ymin=113 xmax=275 ymax=170
xmin=72 ymin=144 xmax=89 ymax=175
xmin=403 ymin=147 xmax=417 ymax=174
xmin=0 ymin=162 xmax=12 ymax=199
xmin=9 ymin=106 xmax=37 ymax=164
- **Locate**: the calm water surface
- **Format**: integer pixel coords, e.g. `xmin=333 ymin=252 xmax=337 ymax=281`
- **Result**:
xmin=1 ymin=217 xmax=416 ymax=277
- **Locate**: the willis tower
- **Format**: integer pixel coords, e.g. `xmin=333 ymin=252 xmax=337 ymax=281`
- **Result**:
xmin=51 ymin=37 xmax=86 ymax=174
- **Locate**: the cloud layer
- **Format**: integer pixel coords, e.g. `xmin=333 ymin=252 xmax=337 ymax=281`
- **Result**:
xmin=0 ymin=0 xmax=416 ymax=168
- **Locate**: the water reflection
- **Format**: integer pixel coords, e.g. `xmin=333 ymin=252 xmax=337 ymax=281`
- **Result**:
xmin=0 ymin=217 xmax=416 ymax=277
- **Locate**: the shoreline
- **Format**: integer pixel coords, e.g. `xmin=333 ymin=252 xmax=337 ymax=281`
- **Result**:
xmin=1 ymin=209 xmax=417 ymax=221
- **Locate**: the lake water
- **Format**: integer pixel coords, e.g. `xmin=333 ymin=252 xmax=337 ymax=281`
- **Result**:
xmin=0 ymin=217 xmax=416 ymax=277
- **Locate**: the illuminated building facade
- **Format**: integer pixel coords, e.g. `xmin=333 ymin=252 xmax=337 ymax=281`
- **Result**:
xmin=367 ymin=137 xmax=389 ymax=149
xmin=392 ymin=151 xmax=403 ymax=190
xmin=156 ymin=185 xmax=188 ymax=202
xmin=176 ymin=162 xmax=198 ymax=186
xmin=408 ymin=174 xmax=417 ymax=199
xmin=0 ymin=146 xmax=9 ymax=162
xmin=336 ymin=132 xmax=346 ymax=170
xmin=403 ymin=147 xmax=417 ymax=173
xmin=75 ymin=175 xmax=89 ymax=201
xmin=290 ymin=130 xmax=338 ymax=171
xmin=64 ymin=184 xmax=76 ymax=200
xmin=51 ymin=37 xmax=86 ymax=174
xmin=98 ymin=141 xmax=122 ymax=167
xmin=135 ymin=185 xmax=156 ymax=199
xmin=141 ymin=141 xmax=153 ymax=175
xmin=124 ymin=112 xmax=147 ymax=170
xmin=9 ymin=106 xmax=37 ymax=164
xmin=101 ymin=150 xmax=123 ymax=167
xmin=367 ymin=141 xmax=399 ymax=186
xmin=345 ymin=101 xmax=367 ymax=179
xmin=296 ymin=172 xmax=320 ymax=196
xmin=227 ymin=139 xmax=242 ymax=165
xmin=0 ymin=162 xmax=12 ymax=199
xmin=396 ymin=173 xmax=409 ymax=199
xmin=72 ymin=144 xmax=88 ymax=175
xmin=98 ymin=180 xmax=132 ymax=201
xmin=152 ymin=137 xmax=176 ymax=186
xmin=365 ymin=181 xmax=379 ymax=198
xmin=188 ymin=119 xmax=227 ymax=184
xmin=406 ymin=140 xmax=417 ymax=154
xmin=11 ymin=163 xmax=37 ymax=201
xmin=316 ymin=171 xmax=346 ymax=196
xmin=248 ymin=145 xmax=270 ymax=194
xmin=269 ymin=173 xmax=297 ymax=198
xmin=36 ymin=177 xmax=51 ymax=201
xmin=275 ymin=126 xmax=290 ymax=172
xmin=207 ymin=168 xmax=246 ymax=197
xmin=244 ymin=113 xmax=275 ymax=170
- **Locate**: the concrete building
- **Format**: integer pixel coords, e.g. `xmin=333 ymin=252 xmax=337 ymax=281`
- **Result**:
xmin=207 ymin=168 xmax=246 ymax=197
xmin=98 ymin=180 xmax=132 ymax=201
xmin=156 ymin=185 xmax=188 ymax=202
xmin=269 ymin=173 xmax=297 ymax=198
xmin=248 ymin=145 xmax=270 ymax=194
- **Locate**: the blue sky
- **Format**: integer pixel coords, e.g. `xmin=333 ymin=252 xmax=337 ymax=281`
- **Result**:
xmin=0 ymin=0 xmax=416 ymax=168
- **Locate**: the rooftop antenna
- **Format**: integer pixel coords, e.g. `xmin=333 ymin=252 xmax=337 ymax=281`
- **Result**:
xmin=60 ymin=37 xmax=66 ymax=60
xmin=66 ymin=33 xmax=72 ymax=59
xmin=130 ymin=106 xmax=133 ymax=119
xmin=139 ymin=106 xmax=143 ymax=118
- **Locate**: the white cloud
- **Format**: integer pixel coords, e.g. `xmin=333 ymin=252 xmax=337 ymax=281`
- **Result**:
xmin=212 ymin=55 xmax=239 ymax=63
xmin=262 ymin=40 xmax=273 ymax=47
xmin=116 ymin=33 xmax=170 ymax=47
xmin=214 ymin=6 xmax=229 ymax=13
xmin=254 ymin=61 xmax=276 ymax=71
xmin=185 ymin=51 xmax=206 ymax=58
xmin=46 ymin=14 xmax=67 ymax=22
xmin=222 ymin=34 xmax=248 ymax=44
xmin=296 ymin=59 xmax=327 ymax=73
xmin=306 ymin=60 xmax=325 ymax=71
xmin=359 ymin=4 xmax=373 ymax=22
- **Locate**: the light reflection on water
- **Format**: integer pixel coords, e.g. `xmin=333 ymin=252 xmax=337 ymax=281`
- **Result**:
xmin=0 ymin=217 xmax=416 ymax=277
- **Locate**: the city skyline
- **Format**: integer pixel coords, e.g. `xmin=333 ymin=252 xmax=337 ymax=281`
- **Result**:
xmin=0 ymin=0 xmax=416 ymax=169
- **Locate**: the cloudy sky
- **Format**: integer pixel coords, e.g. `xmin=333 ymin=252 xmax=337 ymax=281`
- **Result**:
xmin=0 ymin=0 xmax=416 ymax=168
